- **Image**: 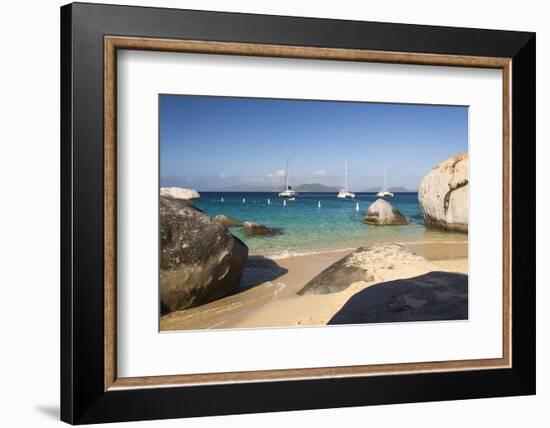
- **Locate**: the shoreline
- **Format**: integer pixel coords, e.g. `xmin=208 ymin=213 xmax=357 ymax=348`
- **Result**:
xmin=160 ymin=241 xmax=468 ymax=332
xmin=249 ymin=240 xmax=468 ymax=261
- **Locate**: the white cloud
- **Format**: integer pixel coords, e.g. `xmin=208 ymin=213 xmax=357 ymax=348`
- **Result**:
xmin=268 ymin=169 xmax=286 ymax=178
xmin=314 ymin=169 xmax=327 ymax=176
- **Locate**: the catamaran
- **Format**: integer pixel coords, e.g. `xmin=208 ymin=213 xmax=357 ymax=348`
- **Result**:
xmin=377 ymin=167 xmax=394 ymax=197
xmin=278 ymin=157 xmax=297 ymax=198
xmin=337 ymin=161 xmax=356 ymax=199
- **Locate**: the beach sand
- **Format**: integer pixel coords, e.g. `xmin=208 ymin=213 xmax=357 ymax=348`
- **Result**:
xmin=160 ymin=242 xmax=468 ymax=331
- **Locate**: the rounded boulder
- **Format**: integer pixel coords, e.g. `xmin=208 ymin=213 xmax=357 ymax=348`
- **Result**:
xmin=160 ymin=196 xmax=248 ymax=313
xmin=364 ymin=199 xmax=407 ymax=225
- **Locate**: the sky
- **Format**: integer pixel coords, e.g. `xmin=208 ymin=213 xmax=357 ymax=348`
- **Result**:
xmin=160 ymin=95 xmax=468 ymax=191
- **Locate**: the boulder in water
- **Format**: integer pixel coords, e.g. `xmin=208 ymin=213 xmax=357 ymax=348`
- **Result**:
xmin=364 ymin=199 xmax=407 ymax=225
xmin=418 ymin=153 xmax=468 ymax=233
xmin=242 ymin=221 xmax=282 ymax=237
xmin=214 ymin=214 xmax=244 ymax=227
xmin=160 ymin=196 xmax=248 ymax=313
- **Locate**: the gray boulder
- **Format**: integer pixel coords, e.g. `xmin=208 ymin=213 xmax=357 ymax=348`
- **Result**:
xmin=160 ymin=196 xmax=248 ymax=313
xmin=298 ymin=247 xmax=375 ymax=295
xmin=364 ymin=199 xmax=407 ymax=225
xmin=242 ymin=221 xmax=282 ymax=237
xmin=214 ymin=214 xmax=244 ymax=227
xmin=298 ymin=244 xmax=430 ymax=296
xmin=418 ymin=153 xmax=468 ymax=233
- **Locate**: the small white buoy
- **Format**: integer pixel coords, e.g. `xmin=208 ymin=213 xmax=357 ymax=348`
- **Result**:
xmin=267 ymin=198 xmax=271 ymax=205
xmin=355 ymin=202 xmax=359 ymax=212
xmin=242 ymin=198 xmax=246 ymax=203
xmin=318 ymin=201 xmax=321 ymax=208
xmin=283 ymin=199 xmax=287 ymax=207
xmin=221 ymin=197 xmax=224 ymax=202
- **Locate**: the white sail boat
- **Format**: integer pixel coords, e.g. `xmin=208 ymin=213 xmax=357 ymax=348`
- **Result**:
xmin=377 ymin=167 xmax=394 ymax=197
xmin=278 ymin=157 xmax=297 ymax=197
xmin=337 ymin=161 xmax=356 ymax=199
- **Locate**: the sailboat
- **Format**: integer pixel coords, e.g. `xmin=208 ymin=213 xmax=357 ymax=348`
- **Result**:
xmin=337 ymin=161 xmax=356 ymax=199
xmin=278 ymin=157 xmax=298 ymax=198
xmin=377 ymin=167 xmax=394 ymax=197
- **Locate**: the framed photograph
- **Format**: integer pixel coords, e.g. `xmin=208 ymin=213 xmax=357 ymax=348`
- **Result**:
xmin=61 ymin=2 xmax=535 ymax=424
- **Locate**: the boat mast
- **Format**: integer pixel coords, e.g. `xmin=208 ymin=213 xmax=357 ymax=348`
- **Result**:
xmin=384 ymin=166 xmax=388 ymax=190
xmin=345 ymin=161 xmax=348 ymax=192
xmin=285 ymin=157 xmax=289 ymax=190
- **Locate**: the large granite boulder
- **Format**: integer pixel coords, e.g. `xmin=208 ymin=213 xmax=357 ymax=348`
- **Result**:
xmin=298 ymin=244 xmax=432 ymax=296
xmin=242 ymin=221 xmax=282 ymax=237
xmin=160 ymin=196 xmax=248 ymax=313
xmin=160 ymin=186 xmax=200 ymax=200
xmin=418 ymin=153 xmax=468 ymax=233
xmin=298 ymin=248 xmax=374 ymax=295
xmin=214 ymin=214 xmax=244 ymax=227
xmin=364 ymin=199 xmax=407 ymax=225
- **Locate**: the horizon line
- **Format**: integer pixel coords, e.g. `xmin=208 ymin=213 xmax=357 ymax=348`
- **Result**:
xmin=191 ymin=190 xmax=419 ymax=193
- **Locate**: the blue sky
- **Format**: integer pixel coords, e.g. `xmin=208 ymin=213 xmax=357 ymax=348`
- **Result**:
xmin=160 ymin=95 xmax=468 ymax=191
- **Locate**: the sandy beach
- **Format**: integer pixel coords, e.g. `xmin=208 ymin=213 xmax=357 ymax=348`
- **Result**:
xmin=160 ymin=241 xmax=468 ymax=331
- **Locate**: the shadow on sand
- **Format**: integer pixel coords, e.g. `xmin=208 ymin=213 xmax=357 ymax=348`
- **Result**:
xmin=238 ymin=256 xmax=288 ymax=291
xmin=328 ymin=271 xmax=468 ymax=325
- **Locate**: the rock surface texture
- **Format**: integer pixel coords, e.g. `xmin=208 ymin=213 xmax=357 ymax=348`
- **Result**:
xmin=160 ymin=186 xmax=200 ymax=200
xmin=214 ymin=214 xmax=244 ymax=227
xmin=242 ymin=221 xmax=282 ymax=237
xmin=364 ymin=199 xmax=408 ymax=225
xmin=160 ymin=196 xmax=248 ymax=313
xmin=418 ymin=153 xmax=468 ymax=233
xmin=298 ymin=244 xmax=428 ymax=295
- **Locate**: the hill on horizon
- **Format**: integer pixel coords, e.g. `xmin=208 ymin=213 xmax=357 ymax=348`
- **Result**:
xmin=203 ymin=184 xmax=415 ymax=192
xmin=214 ymin=183 xmax=341 ymax=192
xmin=217 ymin=184 xmax=275 ymax=192
xmin=361 ymin=186 xmax=414 ymax=192
xmin=293 ymin=183 xmax=340 ymax=192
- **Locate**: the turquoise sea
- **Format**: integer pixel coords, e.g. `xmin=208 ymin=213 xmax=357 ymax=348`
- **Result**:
xmin=193 ymin=192 xmax=467 ymax=257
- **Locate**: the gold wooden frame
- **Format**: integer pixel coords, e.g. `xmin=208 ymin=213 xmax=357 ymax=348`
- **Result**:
xmin=104 ymin=36 xmax=512 ymax=391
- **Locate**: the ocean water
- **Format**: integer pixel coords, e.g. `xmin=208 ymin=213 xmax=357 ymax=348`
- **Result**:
xmin=193 ymin=192 xmax=467 ymax=257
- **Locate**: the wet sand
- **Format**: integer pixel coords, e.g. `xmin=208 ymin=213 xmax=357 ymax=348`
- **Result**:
xmin=160 ymin=242 xmax=468 ymax=331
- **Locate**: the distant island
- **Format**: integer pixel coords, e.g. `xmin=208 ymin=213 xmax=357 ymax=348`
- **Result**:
xmin=217 ymin=184 xmax=274 ymax=192
xmin=362 ymin=186 xmax=413 ymax=193
xmin=215 ymin=183 xmax=340 ymax=192
xmin=202 ymin=183 xmax=414 ymax=192
xmin=293 ymin=183 xmax=340 ymax=192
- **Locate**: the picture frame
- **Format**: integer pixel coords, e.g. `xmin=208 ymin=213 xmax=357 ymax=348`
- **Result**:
xmin=60 ymin=2 xmax=535 ymax=424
